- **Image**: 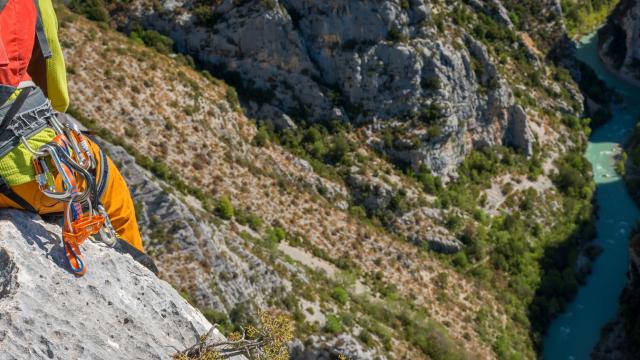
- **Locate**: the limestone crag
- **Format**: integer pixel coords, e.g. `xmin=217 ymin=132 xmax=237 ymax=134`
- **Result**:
xmin=599 ymin=0 xmax=640 ymax=85
xmin=0 ymin=209 xmax=241 ymax=360
xmin=110 ymin=0 xmax=534 ymax=176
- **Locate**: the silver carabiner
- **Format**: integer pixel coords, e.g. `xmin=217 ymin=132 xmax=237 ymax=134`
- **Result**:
xmin=63 ymin=122 xmax=95 ymax=170
xmin=96 ymin=204 xmax=117 ymax=247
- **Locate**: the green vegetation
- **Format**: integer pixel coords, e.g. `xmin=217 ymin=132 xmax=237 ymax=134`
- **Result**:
xmin=406 ymin=141 xmax=594 ymax=354
xmin=130 ymin=28 xmax=174 ymax=55
xmin=68 ymin=0 xmax=109 ymax=22
xmin=253 ymin=121 xmax=354 ymax=181
xmin=561 ymin=0 xmax=619 ymax=38
xmin=324 ymin=314 xmax=343 ymax=334
xmin=66 ymin=1 xmax=610 ymax=357
xmin=331 ymin=286 xmax=349 ymax=305
xmin=216 ymin=195 xmax=235 ymax=220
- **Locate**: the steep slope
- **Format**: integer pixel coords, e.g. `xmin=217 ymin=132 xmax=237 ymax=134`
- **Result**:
xmin=57 ymin=2 xmax=605 ymax=359
xmin=59 ymin=10 xmax=503 ymax=359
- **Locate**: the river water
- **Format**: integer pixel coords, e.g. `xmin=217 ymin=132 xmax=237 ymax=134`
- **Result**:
xmin=543 ymin=33 xmax=640 ymax=359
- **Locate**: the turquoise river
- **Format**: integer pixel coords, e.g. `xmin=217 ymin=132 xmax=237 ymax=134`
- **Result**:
xmin=543 ymin=33 xmax=640 ymax=359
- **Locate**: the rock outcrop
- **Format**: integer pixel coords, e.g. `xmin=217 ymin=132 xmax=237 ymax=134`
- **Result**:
xmin=0 ymin=209 xmax=239 ymax=360
xmin=290 ymin=334 xmax=383 ymax=360
xmin=109 ymin=0 xmax=534 ymax=176
xmin=599 ymin=0 xmax=640 ymax=85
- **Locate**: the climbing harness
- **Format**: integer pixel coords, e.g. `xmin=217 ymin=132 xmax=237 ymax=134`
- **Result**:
xmin=0 ymin=85 xmax=119 ymax=276
xmin=0 ymin=0 xmax=139 ymax=276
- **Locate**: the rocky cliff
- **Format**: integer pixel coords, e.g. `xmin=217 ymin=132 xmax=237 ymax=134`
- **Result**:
xmin=0 ymin=209 xmax=241 ymax=360
xmin=599 ymin=0 xmax=640 ymax=85
xmin=102 ymin=0 xmax=553 ymax=177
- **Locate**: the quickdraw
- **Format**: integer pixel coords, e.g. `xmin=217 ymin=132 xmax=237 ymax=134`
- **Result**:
xmin=25 ymin=111 xmax=117 ymax=276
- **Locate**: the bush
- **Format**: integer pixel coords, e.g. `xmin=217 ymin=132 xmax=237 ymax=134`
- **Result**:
xmin=331 ymin=286 xmax=349 ymax=305
xmin=253 ymin=128 xmax=270 ymax=147
xmin=201 ymin=309 xmax=231 ymax=331
xmin=130 ymin=29 xmax=174 ymax=55
xmin=247 ymin=214 xmax=263 ymax=231
xmin=387 ymin=27 xmax=408 ymax=43
xmin=216 ymin=195 xmax=235 ymax=220
xmin=226 ymin=86 xmax=241 ymax=112
xmin=324 ymin=315 xmax=343 ymax=334
xmin=193 ymin=5 xmax=217 ymax=26
xmin=358 ymin=329 xmax=374 ymax=346
xmin=69 ymin=0 xmax=109 ymax=22
xmin=329 ymin=135 xmax=350 ymax=164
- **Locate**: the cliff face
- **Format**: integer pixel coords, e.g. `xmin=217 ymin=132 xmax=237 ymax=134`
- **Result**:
xmin=103 ymin=0 xmax=552 ymax=177
xmin=599 ymin=0 xmax=640 ymax=85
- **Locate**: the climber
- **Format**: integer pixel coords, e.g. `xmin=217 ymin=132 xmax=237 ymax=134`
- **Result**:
xmin=0 ymin=0 xmax=156 ymax=274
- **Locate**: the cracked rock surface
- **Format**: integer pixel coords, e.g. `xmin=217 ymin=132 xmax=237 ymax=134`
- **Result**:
xmin=0 ymin=209 xmax=227 ymax=360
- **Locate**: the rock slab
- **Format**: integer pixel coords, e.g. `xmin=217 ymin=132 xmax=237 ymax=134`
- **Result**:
xmin=0 ymin=209 xmax=221 ymax=360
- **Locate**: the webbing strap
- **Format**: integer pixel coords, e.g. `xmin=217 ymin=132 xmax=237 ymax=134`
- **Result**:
xmin=33 ymin=0 xmax=51 ymax=59
xmin=0 ymin=176 xmax=35 ymax=212
xmin=0 ymin=87 xmax=32 ymax=133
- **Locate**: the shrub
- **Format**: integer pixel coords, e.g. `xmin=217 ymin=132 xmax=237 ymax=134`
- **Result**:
xmin=253 ymin=128 xmax=270 ymax=147
xmin=358 ymin=329 xmax=374 ymax=346
xmin=324 ymin=315 xmax=343 ymax=334
xmin=226 ymin=86 xmax=241 ymax=112
xmin=329 ymin=135 xmax=350 ymax=164
xmin=421 ymin=76 xmax=442 ymax=92
xmin=69 ymin=0 xmax=109 ymax=22
xmin=331 ymin=286 xmax=349 ymax=305
xmin=201 ymin=309 xmax=230 ymax=328
xmin=216 ymin=195 xmax=234 ymax=220
xmin=130 ymin=29 xmax=174 ymax=55
xmin=387 ymin=27 xmax=408 ymax=43
xmin=193 ymin=5 xmax=216 ymax=26
xmin=247 ymin=214 xmax=263 ymax=231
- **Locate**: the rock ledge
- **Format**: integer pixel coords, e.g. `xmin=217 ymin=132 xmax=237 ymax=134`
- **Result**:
xmin=0 ymin=209 xmax=226 ymax=360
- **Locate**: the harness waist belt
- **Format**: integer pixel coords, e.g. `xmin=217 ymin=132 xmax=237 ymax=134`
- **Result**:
xmin=0 ymin=87 xmax=52 ymax=158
